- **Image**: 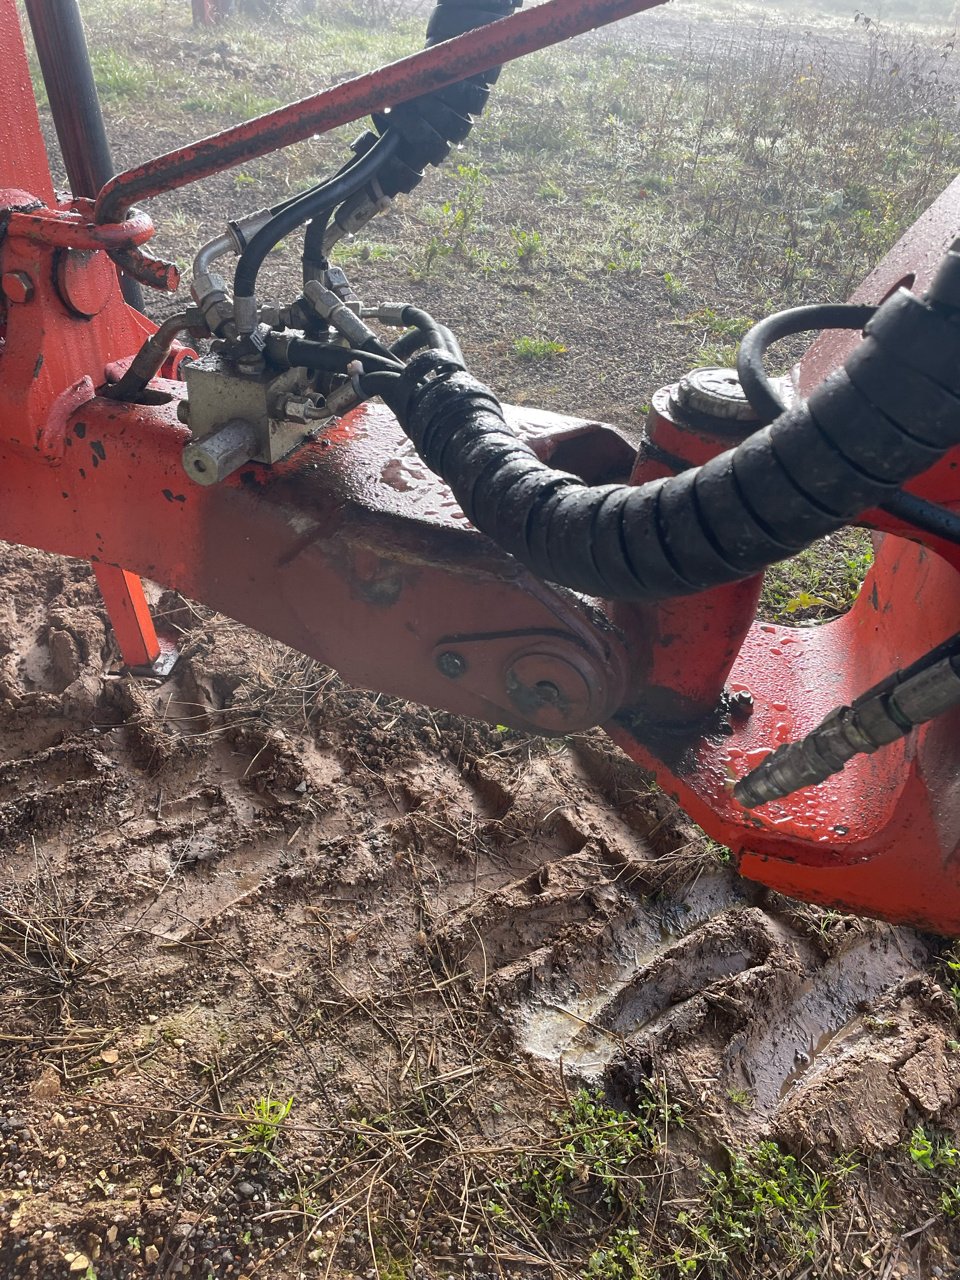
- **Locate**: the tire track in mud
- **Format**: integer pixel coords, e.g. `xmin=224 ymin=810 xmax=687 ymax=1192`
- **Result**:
xmin=2 ymin=546 xmax=959 ymax=1278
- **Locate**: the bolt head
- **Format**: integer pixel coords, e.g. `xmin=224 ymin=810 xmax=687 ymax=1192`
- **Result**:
xmin=728 ymin=689 xmax=755 ymax=718
xmin=436 ymin=651 xmax=467 ymax=679
xmin=2 ymin=271 xmax=34 ymax=305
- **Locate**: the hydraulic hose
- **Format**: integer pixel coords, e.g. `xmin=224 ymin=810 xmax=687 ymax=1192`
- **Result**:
xmin=374 ymin=245 xmax=960 ymax=601
xmin=320 ymin=1 xmax=523 ymax=252
xmin=273 ymin=337 xmax=402 ymax=375
xmin=378 ymin=303 xmax=464 ymax=363
xmin=373 ymin=0 xmax=522 ymax=200
xmin=737 ymin=300 xmax=960 ymax=546
xmin=233 ymin=131 xmax=400 ymax=301
xmin=737 ymin=303 xmax=876 ymax=424
xmin=103 ymin=312 xmax=190 ymax=402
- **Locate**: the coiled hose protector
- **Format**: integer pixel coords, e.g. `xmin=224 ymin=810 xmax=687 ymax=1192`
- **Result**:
xmin=370 ymin=1 xmax=522 ymax=200
xmin=379 ymin=249 xmax=960 ymax=600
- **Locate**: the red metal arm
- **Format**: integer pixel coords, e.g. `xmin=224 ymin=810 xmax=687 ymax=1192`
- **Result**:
xmin=95 ymin=0 xmax=671 ymax=223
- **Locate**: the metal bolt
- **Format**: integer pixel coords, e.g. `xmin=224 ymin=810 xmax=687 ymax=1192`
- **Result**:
xmin=2 ymin=271 xmax=34 ymax=305
xmin=728 ymin=689 xmax=755 ymax=718
xmin=182 ymin=418 xmax=259 ymax=486
xmin=436 ymin=651 xmax=467 ymax=679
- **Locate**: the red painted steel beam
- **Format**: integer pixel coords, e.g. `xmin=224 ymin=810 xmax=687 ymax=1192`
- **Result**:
xmin=96 ymin=0 xmax=670 ymax=222
xmin=0 ymin=0 xmax=54 ymax=203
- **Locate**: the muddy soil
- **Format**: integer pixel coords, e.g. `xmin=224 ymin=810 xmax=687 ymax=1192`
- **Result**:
xmin=1 ymin=560 xmax=959 ymax=1279
xmin=3 ymin=3 xmax=960 ymax=1278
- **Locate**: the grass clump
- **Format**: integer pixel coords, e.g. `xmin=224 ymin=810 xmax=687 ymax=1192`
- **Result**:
xmin=516 ymin=1086 xmax=681 ymax=1228
xmin=513 ymin=336 xmax=567 ymax=360
xmin=676 ymin=1141 xmax=845 ymax=1276
xmin=235 ymin=1093 xmax=295 ymax=1163
xmin=90 ymin=49 xmax=152 ymax=99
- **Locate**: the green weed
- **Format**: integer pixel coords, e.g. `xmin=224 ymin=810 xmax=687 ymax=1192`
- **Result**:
xmin=677 ymin=1141 xmax=845 ymax=1275
xmin=727 ymin=1088 xmax=753 ymax=1110
xmin=909 ymin=1125 xmax=960 ymax=1216
xmin=585 ymin=1227 xmax=655 ymax=1280
xmin=663 ymin=271 xmax=686 ymax=303
xmin=510 ymin=227 xmax=544 ymax=270
xmin=235 ymin=1093 xmax=295 ymax=1161
xmin=941 ymin=944 xmax=960 ymax=1007
xmin=689 ymin=306 xmax=755 ymax=343
xmin=760 ymin=532 xmax=874 ymax=622
xmin=538 ymin=178 xmax=566 ymax=203
xmin=517 ymin=1086 xmax=681 ymax=1229
xmin=513 ymin=336 xmax=566 ymax=360
xmin=417 ymin=163 xmax=489 ymax=277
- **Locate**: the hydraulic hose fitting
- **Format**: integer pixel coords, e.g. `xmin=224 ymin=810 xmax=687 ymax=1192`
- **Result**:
xmin=191 ymin=270 xmax=236 ymax=340
xmin=735 ymin=640 xmax=960 ymax=808
xmin=303 ymin=278 xmax=376 ymax=349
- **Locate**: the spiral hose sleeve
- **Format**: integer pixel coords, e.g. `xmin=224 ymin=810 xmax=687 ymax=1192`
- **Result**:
xmin=368 ymin=1 xmax=522 ymax=200
xmin=377 ymin=248 xmax=960 ymax=601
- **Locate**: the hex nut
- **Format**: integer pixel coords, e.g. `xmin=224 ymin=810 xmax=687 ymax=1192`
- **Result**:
xmin=2 ymin=272 xmax=34 ymax=305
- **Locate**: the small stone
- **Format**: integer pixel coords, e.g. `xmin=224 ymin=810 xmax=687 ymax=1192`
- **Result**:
xmin=144 ymin=1244 xmax=159 ymax=1264
xmin=236 ymin=1182 xmax=256 ymax=1198
xmin=106 ymin=1226 xmax=118 ymax=1244
xmin=100 ymin=1048 xmax=119 ymax=1065
xmin=148 ymin=1184 xmax=163 ymax=1199
xmin=68 ymin=1256 xmax=91 ymax=1273
xmin=56 ymin=1154 xmax=67 ymax=1170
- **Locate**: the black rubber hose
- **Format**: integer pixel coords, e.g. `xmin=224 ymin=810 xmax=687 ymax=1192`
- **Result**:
xmin=390 ymin=328 xmax=432 ymax=361
xmin=398 ymin=305 xmax=464 ymax=363
xmin=375 ymin=248 xmax=960 ymax=600
xmin=293 ymin=3 xmax=521 ymax=281
xmin=233 ymin=131 xmax=400 ymax=300
xmin=737 ymin=303 xmax=876 ymax=424
xmin=281 ymin=339 xmax=402 ymax=375
xmin=359 ymin=371 xmax=403 ymax=400
xmin=300 ymin=142 xmax=376 ymax=282
xmin=737 ymin=300 xmax=960 ymax=546
xmin=384 ymin=305 xmax=464 ymax=363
